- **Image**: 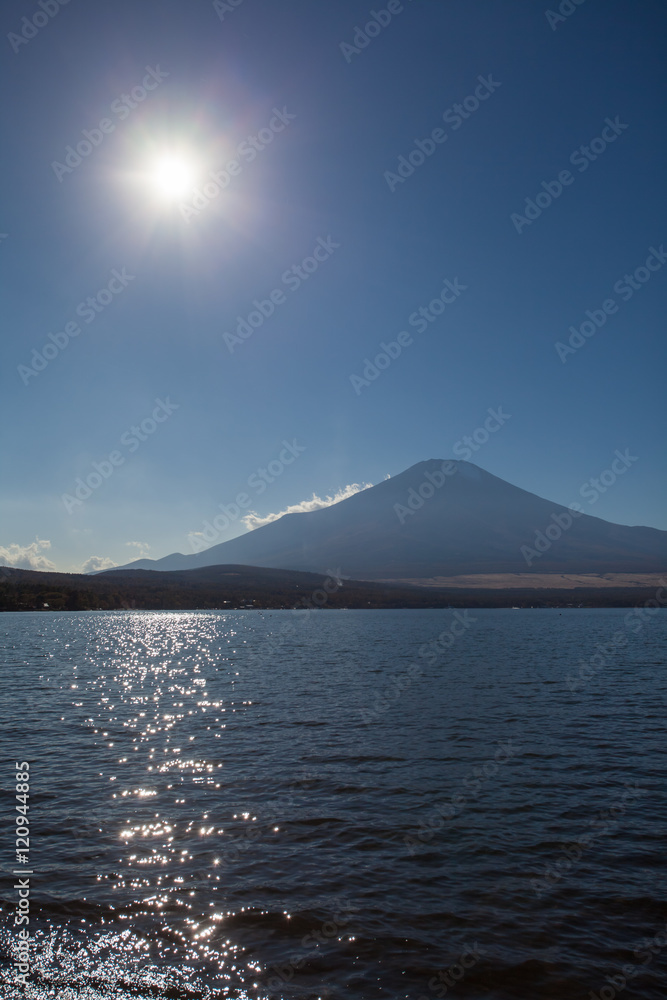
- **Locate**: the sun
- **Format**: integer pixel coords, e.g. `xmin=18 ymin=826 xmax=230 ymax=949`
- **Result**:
xmin=150 ymin=154 xmax=198 ymax=200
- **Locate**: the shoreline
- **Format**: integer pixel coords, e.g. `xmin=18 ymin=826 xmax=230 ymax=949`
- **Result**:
xmin=1 ymin=565 xmax=665 ymax=612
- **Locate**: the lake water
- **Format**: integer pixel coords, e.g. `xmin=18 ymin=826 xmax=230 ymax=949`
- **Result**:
xmin=0 ymin=608 xmax=666 ymax=999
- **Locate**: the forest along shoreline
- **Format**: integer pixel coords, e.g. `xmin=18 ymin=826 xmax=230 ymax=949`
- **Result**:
xmin=1 ymin=565 xmax=666 ymax=611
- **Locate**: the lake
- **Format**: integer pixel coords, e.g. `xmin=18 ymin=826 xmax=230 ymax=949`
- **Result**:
xmin=1 ymin=608 xmax=665 ymax=999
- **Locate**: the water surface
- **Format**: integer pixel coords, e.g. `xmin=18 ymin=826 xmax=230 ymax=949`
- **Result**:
xmin=1 ymin=608 xmax=665 ymax=999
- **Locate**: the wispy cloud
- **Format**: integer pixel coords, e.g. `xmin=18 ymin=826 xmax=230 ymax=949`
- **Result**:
xmin=0 ymin=537 xmax=56 ymax=570
xmin=125 ymin=540 xmax=151 ymax=559
xmin=242 ymin=482 xmax=373 ymax=531
xmin=81 ymin=555 xmax=117 ymax=573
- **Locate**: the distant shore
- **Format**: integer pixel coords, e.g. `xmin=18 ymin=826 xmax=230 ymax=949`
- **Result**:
xmin=380 ymin=572 xmax=667 ymax=590
xmin=1 ymin=565 xmax=665 ymax=612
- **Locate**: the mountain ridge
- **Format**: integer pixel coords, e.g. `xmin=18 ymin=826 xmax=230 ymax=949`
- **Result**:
xmin=107 ymin=460 xmax=667 ymax=578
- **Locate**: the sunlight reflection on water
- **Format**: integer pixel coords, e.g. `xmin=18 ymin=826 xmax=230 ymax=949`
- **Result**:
xmin=1 ymin=609 xmax=666 ymax=999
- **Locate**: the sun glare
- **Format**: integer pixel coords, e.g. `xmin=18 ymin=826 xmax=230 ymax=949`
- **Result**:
xmin=150 ymin=155 xmax=197 ymax=200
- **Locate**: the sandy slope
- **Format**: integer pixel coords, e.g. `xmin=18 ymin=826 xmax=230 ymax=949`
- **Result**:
xmin=379 ymin=573 xmax=667 ymax=590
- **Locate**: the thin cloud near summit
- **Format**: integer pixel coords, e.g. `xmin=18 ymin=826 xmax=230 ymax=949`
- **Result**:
xmin=241 ymin=482 xmax=374 ymax=531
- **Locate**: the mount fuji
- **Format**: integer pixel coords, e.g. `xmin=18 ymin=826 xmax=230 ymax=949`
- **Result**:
xmin=106 ymin=460 xmax=667 ymax=580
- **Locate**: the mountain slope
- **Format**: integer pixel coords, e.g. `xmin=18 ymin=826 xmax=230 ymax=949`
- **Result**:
xmin=109 ymin=460 xmax=667 ymax=578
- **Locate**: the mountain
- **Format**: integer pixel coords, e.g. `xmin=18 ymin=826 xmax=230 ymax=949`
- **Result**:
xmin=108 ymin=460 xmax=667 ymax=579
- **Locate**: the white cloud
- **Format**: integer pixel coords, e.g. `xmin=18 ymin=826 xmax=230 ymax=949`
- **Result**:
xmin=125 ymin=541 xmax=151 ymax=559
xmin=242 ymin=482 xmax=373 ymax=531
xmin=0 ymin=537 xmax=56 ymax=570
xmin=81 ymin=556 xmax=117 ymax=574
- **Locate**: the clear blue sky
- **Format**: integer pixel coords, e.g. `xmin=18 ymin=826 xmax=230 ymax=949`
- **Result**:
xmin=1 ymin=0 xmax=665 ymax=572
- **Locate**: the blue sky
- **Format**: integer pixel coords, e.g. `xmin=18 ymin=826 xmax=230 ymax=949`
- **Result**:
xmin=1 ymin=0 xmax=665 ymax=572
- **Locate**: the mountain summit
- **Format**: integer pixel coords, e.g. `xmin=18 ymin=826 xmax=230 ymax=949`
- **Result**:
xmin=109 ymin=460 xmax=667 ymax=579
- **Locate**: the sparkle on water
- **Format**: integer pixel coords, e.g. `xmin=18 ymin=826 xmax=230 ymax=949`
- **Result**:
xmin=1 ymin=608 xmax=666 ymax=999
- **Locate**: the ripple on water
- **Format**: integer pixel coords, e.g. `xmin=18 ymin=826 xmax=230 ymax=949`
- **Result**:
xmin=1 ymin=608 xmax=666 ymax=999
